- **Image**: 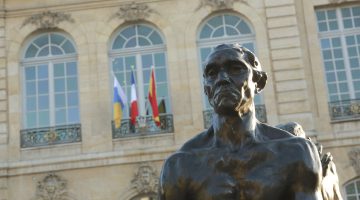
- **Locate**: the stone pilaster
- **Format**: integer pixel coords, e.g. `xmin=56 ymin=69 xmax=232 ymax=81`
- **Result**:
xmin=265 ymin=0 xmax=314 ymax=130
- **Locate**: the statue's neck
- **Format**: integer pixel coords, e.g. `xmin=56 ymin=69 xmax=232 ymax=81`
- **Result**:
xmin=212 ymin=109 xmax=257 ymax=150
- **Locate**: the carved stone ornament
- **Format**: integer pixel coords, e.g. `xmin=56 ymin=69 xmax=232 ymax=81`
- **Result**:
xmin=328 ymin=0 xmax=348 ymax=4
xmin=22 ymin=11 xmax=75 ymax=29
xmin=131 ymin=163 xmax=159 ymax=193
xmin=111 ymin=2 xmax=154 ymax=22
xmin=196 ymin=0 xmax=247 ymax=11
xmin=33 ymin=173 xmax=75 ymax=200
xmin=349 ymin=148 xmax=360 ymax=175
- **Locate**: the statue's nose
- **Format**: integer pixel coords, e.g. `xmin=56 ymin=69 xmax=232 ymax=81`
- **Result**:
xmin=218 ymin=69 xmax=230 ymax=81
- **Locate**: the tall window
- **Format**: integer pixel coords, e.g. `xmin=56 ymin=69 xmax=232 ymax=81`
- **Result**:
xmin=21 ymin=32 xmax=81 ymax=148
xmin=345 ymin=178 xmax=360 ymax=200
xmin=110 ymin=24 xmax=173 ymax=137
xmin=197 ymin=14 xmax=266 ymax=128
xmin=316 ymin=5 xmax=360 ymax=120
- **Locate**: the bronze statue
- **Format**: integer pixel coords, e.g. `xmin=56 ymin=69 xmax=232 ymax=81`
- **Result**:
xmin=159 ymin=44 xmax=323 ymax=200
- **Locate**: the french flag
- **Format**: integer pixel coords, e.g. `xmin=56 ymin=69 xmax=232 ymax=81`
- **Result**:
xmin=130 ymin=70 xmax=139 ymax=125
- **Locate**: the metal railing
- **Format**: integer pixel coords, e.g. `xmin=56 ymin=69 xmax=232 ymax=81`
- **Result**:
xmin=112 ymin=114 xmax=174 ymax=138
xmin=203 ymin=104 xmax=268 ymax=129
xmin=20 ymin=124 xmax=81 ymax=148
xmin=329 ymin=99 xmax=360 ymax=121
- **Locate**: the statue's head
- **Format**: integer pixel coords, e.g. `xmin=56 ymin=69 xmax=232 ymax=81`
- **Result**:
xmin=203 ymin=43 xmax=267 ymax=116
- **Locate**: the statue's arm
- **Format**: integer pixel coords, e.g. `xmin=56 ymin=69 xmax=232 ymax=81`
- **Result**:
xmin=159 ymin=153 xmax=188 ymax=200
xmin=293 ymin=140 xmax=324 ymax=200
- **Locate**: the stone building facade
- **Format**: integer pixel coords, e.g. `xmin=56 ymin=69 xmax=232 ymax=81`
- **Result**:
xmin=0 ymin=0 xmax=359 ymax=199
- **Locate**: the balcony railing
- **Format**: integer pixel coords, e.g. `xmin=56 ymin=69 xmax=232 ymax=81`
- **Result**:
xmin=20 ymin=124 xmax=81 ymax=148
xmin=329 ymin=99 xmax=360 ymax=121
xmin=203 ymin=104 xmax=268 ymax=129
xmin=112 ymin=114 xmax=174 ymax=139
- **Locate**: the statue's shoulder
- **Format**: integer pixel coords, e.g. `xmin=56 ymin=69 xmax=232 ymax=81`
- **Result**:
xmin=179 ymin=126 xmax=214 ymax=152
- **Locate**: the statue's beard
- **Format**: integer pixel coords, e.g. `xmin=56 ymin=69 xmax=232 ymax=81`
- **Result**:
xmin=210 ymin=85 xmax=253 ymax=116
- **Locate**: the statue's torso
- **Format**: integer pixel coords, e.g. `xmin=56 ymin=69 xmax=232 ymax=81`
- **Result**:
xmin=179 ymin=138 xmax=308 ymax=200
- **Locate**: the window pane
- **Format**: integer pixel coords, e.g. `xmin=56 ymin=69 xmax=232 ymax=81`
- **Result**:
xmin=339 ymin=82 xmax=349 ymax=92
xmin=341 ymin=7 xmax=351 ymax=17
xmin=337 ymin=71 xmax=347 ymax=81
xmin=55 ymin=109 xmax=66 ymax=125
xmin=321 ymin=39 xmax=330 ymax=48
xmin=34 ymin=35 xmax=48 ymax=47
xmin=143 ymin=69 xmax=150 ymax=84
xmin=200 ymin=24 xmax=212 ymax=39
xmin=113 ymin=57 xmax=124 ymax=72
xmin=62 ymin=40 xmax=76 ymax=53
xmin=346 ymin=36 xmax=355 ymax=45
xmin=352 ymin=69 xmax=360 ymax=79
xmin=112 ymin=36 xmax=126 ymax=49
xmin=343 ymin=19 xmax=353 ymax=28
xmin=138 ymin=37 xmax=151 ymax=46
xmin=156 ymin=68 xmax=167 ymax=82
xmin=142 ymin=54 xmax=153 ymax=69
xmin=226 ymin=27 xmax=238 ymax=36
xmin=332 ymin=38 xmax=341 ymax=47
xmin=125 ymin=38 xmax=136 ymax=48
xmin=324 ymin=61 xmax=334 ymax=71
xmin=51 ymin=46 xmax=63 ymax=55
xmin=67 ymin=92 xmax=78 ymax=106
xmin=224 ymin=15 xmax=239 ymax=26
xmin=350 ymin=58 xmax=359 ymax=68
xmin=50 ymin=34 xmax=65 ymax=45
xmin=348 ymin=47 xmax=357 ymax=57
xmin=212 ymin=28 xmax=224 ymax=37
xmin=328 ymin=83 xmax=338 ymax=94
xmin=26 ymin=82 xmax=36 ymax=95
xmin=200 ymin=48 xmax=212 ymax=63
xmin=67 ymin=77 xmax=78 ymax=91
xmin=327 ymin=10 xmax=336 ymax=19
xmin=38 ymin=95 xmax=49 ymax=110
xmin=68 ymin=107 xmax=80 ymax=123
xmin=149 ymin=32 xmax=163 ymax=45
xmin=37 ymin=65 xmax=48 ymax=79
xmin=208 ymin=16 xmax=222 ymax=28
xmin=55 ymin=94 xmax=66 ymax=107
xmin=157 ymin=83 xmax=168 ymax=98
xmin=238 ymin=21 xmax=251 ymax=34
xmin=354 ymin=81 xmax=360 ymax=90
xmin=335 ymin=60 xmax=344 ymax=69
xmin=55 ymin=78 xmax=65 ymax=92
xmin=26 ymin=97 xmax=36 ymax=111
xmin=25 ymin=67 xmax=36 ymax=80
xmin=26 ymin=112 xmax=37 ymax=128
xmin=353 ymin=6 xmax=360 ymax=16
xmin=346 ymin=183 xmax=356 ymax=194
xmin=38 ymin=111 xmax=50 ymax=127
xmin=66 ymin=62 xmax=77 ymax=76
xmin=326 ymin=73 xmax=336 ymax=82
xmin=38 ymin=47 xmax=49 ymax=57
xmin=318 ymin=22 xmax=328 ymax=32
xmin=125 ymin=56 xmax=136 ymax=70
xmin=329 ymin=21 xmax=338 ymax=30
xmin=25 ymin=44 xmax=38 ymax=58
xmin=322 ymin=50 xmax=332 ymax=60
xmin=316 ymin=11 xmax=326 ymax=21
xmin=333 ymin=49 xmax=343 ymax=58
xmin=37 ymin=80 xmax=49 ymax=94
xmin=138 ymin=25 xmax=152 ymax=36
xmin=54 ymin=63 xmax=65 ymax=77
xmin=154 ymin=53 xmax=165 ymax=67
xmin=121 ymin=26 xmax=136 ymax=38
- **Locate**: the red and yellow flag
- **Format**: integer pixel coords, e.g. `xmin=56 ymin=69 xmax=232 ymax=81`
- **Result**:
xmin=148 ymin=67 xmax=160 ymax=126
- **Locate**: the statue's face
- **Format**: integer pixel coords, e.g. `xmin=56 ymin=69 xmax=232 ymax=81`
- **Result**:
xmin=203 ymin=48 xmax=256 ymax=116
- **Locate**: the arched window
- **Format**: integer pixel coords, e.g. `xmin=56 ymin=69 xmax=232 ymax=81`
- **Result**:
xmin=21 ymin=32 xmax=81 ymax=148
xmin=197 ymin=13 xmax=266 ymax=128
xmin=344 ymin=178 xmax=360 ymax=200
xmin=110 ymin=24 xmax=173 ymax=137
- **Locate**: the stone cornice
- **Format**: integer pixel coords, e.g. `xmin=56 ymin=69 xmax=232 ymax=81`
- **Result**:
xmin=196 ymin=0 xmax=247 ymax=11
xmin=0 ymin=145 xmax=177 ymax=177
xmin=5 ymin=0 xmax=167 ymax=18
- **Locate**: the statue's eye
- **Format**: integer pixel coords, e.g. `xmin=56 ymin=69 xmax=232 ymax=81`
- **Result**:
xmin=206 ymin=68 xmax=217 ymax=77
xmin=228 ymin=65 xmax=242 ymax=74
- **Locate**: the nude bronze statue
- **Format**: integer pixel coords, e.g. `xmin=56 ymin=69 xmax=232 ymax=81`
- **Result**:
xmin=159 ymin=44 xmax=323 ymax=200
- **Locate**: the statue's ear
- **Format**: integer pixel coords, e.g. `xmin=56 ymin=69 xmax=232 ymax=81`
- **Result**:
xmin=253 ymin=71 xmax=267 ymax=94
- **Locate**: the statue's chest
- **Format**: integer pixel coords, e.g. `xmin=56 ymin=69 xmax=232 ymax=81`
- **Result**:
xmin=190 ymin=147 xmax=292 ymax=200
